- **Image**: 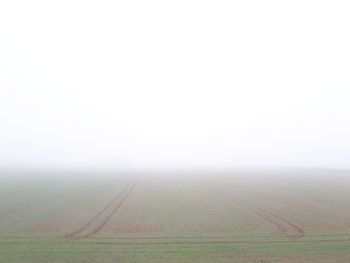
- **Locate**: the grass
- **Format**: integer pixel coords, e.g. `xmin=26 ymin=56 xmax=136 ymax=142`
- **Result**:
xmin=0 ymin=169 xmax=350 ymax=262
xmin=1 ymin=232 xmax=350 ymax=262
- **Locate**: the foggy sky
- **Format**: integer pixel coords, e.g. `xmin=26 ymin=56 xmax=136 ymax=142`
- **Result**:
xmin=1 ymin=0 xmax=349 ymax=171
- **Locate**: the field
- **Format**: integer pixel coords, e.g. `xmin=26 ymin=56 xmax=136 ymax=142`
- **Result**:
xmin=1 ymin=169 xmax=350 ymax=262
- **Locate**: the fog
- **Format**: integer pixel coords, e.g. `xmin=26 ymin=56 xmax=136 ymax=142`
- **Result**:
xmin=1 ymin=0 xmax=349 ymax=172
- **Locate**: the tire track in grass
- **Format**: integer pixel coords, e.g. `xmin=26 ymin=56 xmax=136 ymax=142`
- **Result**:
xmin=84 ymin=180 xmax=138 ymax=237
xmin=67 ymin=180 xmax=136 ymax=238
xmin=198 ymin=183 xmax=305 ymax=238
xmin=91 ymin=232 xmax=350 ymax=240
xmin=256 ymin=192 xmax=348 ymax=230
xmin=211 ymin=188 xmax=288 ymax=233
xmin=77 ymin=238 xmax=350 ymax=246
xmin=218 ymin=188 xmax=305 ymax=238
xmin=224 ymin=189 xmax=305 ymax=237
xmin=2 ymin=237 xmax=350 ymax=246
xmin=257 ymin=204 xmax=305 ymax=238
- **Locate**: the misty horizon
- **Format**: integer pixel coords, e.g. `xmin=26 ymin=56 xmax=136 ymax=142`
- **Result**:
xmin=1 ymin=0 xmax=350 ymax=172
xmin=1 ymin=1 xmax=350 ymax=263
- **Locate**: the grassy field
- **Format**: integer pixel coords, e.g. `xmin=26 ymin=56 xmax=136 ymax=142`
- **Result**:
xmin=1 ymin=169 xmax=350 ymax=262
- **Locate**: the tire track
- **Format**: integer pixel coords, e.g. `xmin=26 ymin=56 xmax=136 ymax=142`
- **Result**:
xmin=92 ymin=232 xmax=349 ymax=240
xmin=227 ymin=189 xmax=305 ymax=237
xmin=198 ymin=183 xmax=305 ymax=238
xmin=257 ymin=203 xmax=305 ymax=238
xmin=76 ymin=238 xmax=350 ymax=246
xmin=67 ymin=180 xmax=137 ymax=238
xmin=1 ymin=232 xmax=349 ymax=241
xmin=84 ymin=180 xmax=138 ymax=237
xmin=211 ymin=188 xmax=287 ymax=233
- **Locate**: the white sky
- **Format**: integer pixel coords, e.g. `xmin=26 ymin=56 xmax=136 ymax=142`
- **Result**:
xmin=0 ymin=0 xmax=349 ymax=171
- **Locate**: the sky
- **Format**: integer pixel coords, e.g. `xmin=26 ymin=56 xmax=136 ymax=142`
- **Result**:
xmin=0 ymin=0 xmax=349 ymax=171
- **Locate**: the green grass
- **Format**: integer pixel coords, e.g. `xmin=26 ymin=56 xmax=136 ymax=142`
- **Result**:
xmin=1 ymin=170 xmax=350 ymax=262
xmin=1 ymin=232 xmax=350 ymax=263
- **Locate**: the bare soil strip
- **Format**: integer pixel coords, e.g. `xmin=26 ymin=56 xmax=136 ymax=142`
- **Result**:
xmin=199 ymin=184 xmax=305 ymax=238
xmin=67 ymin=180 xmax=137 ymax=238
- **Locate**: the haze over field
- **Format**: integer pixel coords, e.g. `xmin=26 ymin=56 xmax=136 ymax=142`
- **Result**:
xmin=1 ymin=0 xmax=350 ymax=172
xmin=1 ymin=2 xmax=350 ymax=262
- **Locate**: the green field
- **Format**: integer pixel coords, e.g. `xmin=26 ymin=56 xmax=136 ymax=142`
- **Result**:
xmin=1 ymin=169 xmax=350 ymax=262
